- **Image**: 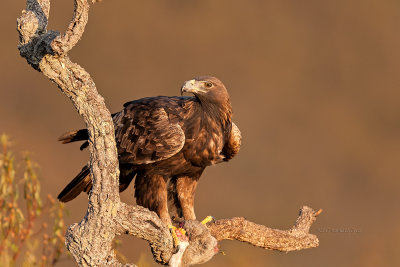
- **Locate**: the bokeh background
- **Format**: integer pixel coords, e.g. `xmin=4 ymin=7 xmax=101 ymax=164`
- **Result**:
xmin=2 ymin=0 xmax=400 ymax=266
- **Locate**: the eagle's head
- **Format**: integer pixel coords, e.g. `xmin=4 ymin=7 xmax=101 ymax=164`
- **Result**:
xmin=181 ymin=76 xmax=229 ymax=105
xmin=181 ymin=76 xmax=232 ymax=123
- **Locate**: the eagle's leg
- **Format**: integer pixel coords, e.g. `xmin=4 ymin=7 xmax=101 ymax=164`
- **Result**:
xmin=134 ymin=173 xmax=171 ymax=225
xmin=175 ymin=176 xmax=198 ymax=221
xmin=166 ymin=175 xmax=199 ymax=247
xmin=175 ymin=174 xmax=215 ymax=226
xmin=134 ymin=174 xmax=187 ymax=247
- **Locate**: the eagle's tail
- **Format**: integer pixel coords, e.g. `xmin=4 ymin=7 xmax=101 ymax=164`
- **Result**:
xmin=58 ymin=129 xmax=88 ymax=143
xmin=58 ymin=165 xmax=92 ymax=202
xmin=58 ymin=129 xmax=89 ymax=151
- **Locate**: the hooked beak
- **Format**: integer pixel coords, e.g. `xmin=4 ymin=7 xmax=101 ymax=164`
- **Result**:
xmin=181 ymin=79 xmax=206 ymax=96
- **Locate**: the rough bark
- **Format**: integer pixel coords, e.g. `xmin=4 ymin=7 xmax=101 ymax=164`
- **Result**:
xmin=209 ymin=206 xmax=321 ymax=252
xmin=16 ymin=1 xmax=322 ymax=266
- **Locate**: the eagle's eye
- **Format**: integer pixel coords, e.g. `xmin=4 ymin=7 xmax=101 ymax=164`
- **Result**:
xmin=204 ymin=82 xmax=213 ymax=88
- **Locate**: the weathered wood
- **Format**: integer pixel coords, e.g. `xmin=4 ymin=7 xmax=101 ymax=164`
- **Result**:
xmin=209 ymin=206 xmax=321 ymax=252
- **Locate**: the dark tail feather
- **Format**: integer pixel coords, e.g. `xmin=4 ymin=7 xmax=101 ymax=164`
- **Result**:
xmin=58 ymin=129 xmax=88 ymax=144
xmin=58 ymin=165 xmax=92 ymax=202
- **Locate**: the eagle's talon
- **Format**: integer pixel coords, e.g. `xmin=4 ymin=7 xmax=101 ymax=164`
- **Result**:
xmin=169 ymin=225 xmax=188 ymax=247
xmin=178 ymin=227 xmax=187 ymax=236
xmin=169 ymin=225 xmax=180 ymax=247
xmin=201 ymin=215 xmax=215 ymax=225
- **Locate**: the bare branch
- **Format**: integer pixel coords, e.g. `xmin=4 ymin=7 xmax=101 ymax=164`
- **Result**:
xmin=17 ymin=1 xmax=122 ymax=265
xmin=51 ymin=0 xmax=90 ymax=54
xmin=17 ymin=1 xmax=321 ymax=266
xmin=114 ymin=203 xmax=174 ymax=263
xmin=209 ymin=206 xmax=321 ymax=252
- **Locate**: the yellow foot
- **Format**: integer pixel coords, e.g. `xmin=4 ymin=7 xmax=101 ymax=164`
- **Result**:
xmin=169 ymin=225 xmax=187 ymax=247
xmin=201 ymin=215 xmax=215 ymax=225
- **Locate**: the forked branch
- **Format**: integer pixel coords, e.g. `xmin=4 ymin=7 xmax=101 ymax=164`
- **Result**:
xmin=16 ymin=1 xmax=321 ymax=266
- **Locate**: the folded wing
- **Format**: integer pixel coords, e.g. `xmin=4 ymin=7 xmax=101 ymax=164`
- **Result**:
xmin=114 ymin=102 xmax=185 ymax=164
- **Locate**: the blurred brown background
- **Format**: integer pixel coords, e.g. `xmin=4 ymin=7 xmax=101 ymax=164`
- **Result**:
xmin=2 ymin=0 xmax=400 ymax=266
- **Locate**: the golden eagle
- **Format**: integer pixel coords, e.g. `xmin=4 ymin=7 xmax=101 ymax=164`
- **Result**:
xmin=58 ymin=76 xmax=241 ymax=226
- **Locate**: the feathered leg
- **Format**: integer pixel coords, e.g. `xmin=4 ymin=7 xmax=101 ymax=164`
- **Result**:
xmin=176 ymin=176 xmax=198 ymax=220
xmin=134 ymin=173 xmax=171 ymax=225
xmin=168 ymin=174 xmax=200 ymax=221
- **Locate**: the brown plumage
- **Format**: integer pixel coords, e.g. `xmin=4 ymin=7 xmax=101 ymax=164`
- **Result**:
xmin=58 ymin=76 xmax=241 ymax=225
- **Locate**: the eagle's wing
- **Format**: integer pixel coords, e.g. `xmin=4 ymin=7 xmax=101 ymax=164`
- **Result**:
xmin=114 ymin=102 xmax=185 ymax=164
xmin=222 ymin=122 xmax=241 ymax=161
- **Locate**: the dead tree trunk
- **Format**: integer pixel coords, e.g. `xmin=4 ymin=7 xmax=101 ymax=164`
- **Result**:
xmin=16 ymin=1 xmax=322 ymax=266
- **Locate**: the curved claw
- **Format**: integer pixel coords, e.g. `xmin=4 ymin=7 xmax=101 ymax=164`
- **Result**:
xmin=169 ymin=225 xmax=179 ymax=247
xmin=169 ymin=225 xmax=188 ymax=247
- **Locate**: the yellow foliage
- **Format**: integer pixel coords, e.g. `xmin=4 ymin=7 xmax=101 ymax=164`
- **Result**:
xmin=0 ymin=134 xmax=67 ymax=266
